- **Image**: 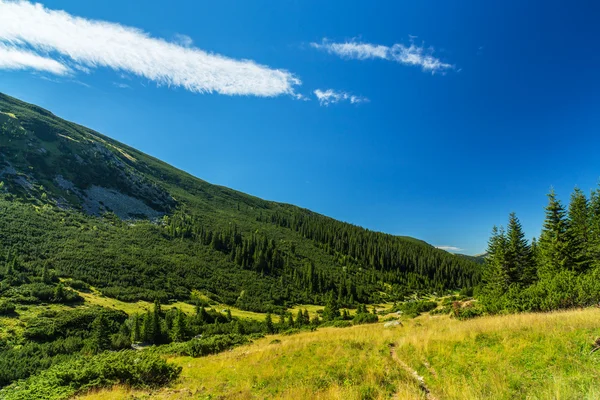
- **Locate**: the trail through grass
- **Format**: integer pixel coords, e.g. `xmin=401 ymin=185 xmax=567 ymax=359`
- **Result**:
xmin=78 ymin=307 xmax=600 ymax=400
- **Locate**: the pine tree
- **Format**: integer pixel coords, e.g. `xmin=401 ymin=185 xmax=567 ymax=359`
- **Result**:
xmin=303 ymin=309 xmax=310 ymax=325
xmin=151 ymin=299 xmax=163 ymax=344
xmin=265 ymin=312 xmax=274 ymax=334
xmin=590 ymin=186 xmax=600 ymax=265
xmin=505 ymin=212 xmax=535 ymax=285
xmin=131 ymin=314 xmax=141 ymax=343
xmin=323 ymin=293 xmax=341 ymax=321
xmin=171 ymin=309 xmax=186 ymax=342
xmin=89 ymin=315 xmax=111 ymax=353
xmin=53 ymin=283 xmax=65 ymax=302
xmin=41 ymin=263 xmax=51 ymax=284
xmin=296 ymin=309 xmax=304 ymax=326
xmin=567 ymin=188 xmax=591 ymax=272
xmin=538 ymin=189 xmax=572 ymax=275
xmin=141 ymin=310 xmax=153 ymax=343
xmin=483 ymin=226 xmax=509 ymax=293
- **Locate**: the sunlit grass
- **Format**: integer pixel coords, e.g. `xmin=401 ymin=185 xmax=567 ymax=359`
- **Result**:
xmin=79 ymin=289 xmax=266 ymax=320
xmin=78 ymin=307 xmax=600 ymax=400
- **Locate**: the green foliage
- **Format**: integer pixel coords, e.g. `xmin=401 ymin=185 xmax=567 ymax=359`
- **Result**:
xmin=481 ymin=186 xmax=600 ymax=313
xmin=152 ymin=334 xmax=249 ymax=357
xmin=0 ymin=299 xmax=15 ymax=315
xmin=0 ymin=350 xmax=181 ymax=400
xmin=393 ymin=300 xmax=437 ymax=318
xmin=23 ymin=306 xmax=127 ymax=342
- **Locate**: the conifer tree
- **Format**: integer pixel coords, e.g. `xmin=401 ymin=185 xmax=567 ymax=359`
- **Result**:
xmin=151 ymin=299 xmax=163 ymax=344
xmin=567 ymin=188 xmax=591 ymax=272
xmin=505 ymin=212 xmax=534 ymax=285
xmin=483 ymin=226 xmax=509 ymax=293
xmin=303 ymin=309 xmax=310 ymax=325
xmin=538 ymin=189 xmax=572 ymax=274
xmin=89 ymin=315 xmax=111 ymax=353
xmin=264 ymin=312 xmax=274 ymax=334
xmin=323 ymin=293 xmax=341 ymax=321
xmin=171 ymin=309 xmax=186 ymax=342
xmin=131 ymin=314 xmax=141 ymax=343
xmin=589 ymin=186 xmax=600 ymax=265
xmin=296 ymin=309 xmax=304 ymax=326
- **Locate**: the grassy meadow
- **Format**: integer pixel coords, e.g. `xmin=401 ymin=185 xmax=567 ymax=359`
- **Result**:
xmin=77 ymin=307 xmax=600 ymax=400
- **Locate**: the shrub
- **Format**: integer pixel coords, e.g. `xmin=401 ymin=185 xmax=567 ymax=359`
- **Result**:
xmin=0 ymin=350 xmax=181 ymax=400
xmin=352 ymin=312 xmax=378 ymax=325
xmin=153 ymin=334 xmax=249 ymax=358
xmin=0 ymin=300 xmax=16 ymax=315
xmin=394 ymin=300 xmax=437 ymax=318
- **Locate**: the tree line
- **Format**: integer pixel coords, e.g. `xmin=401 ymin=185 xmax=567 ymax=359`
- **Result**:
xmin=480 ymin=187 xmax=600 ymax=312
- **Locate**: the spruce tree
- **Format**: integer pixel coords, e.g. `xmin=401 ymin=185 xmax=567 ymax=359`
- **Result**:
xmin=131 ymin=314 xmax=141 ymax=343
xmin=171 ymin=309 xmax=186 ymax=342
xmin=483 ymin=226 xmax=509 ymax=293
xmin=89 ymin=315 xmax=111 ymax=353
xmin=323 ymin=293 xmax=341 ymax=321
xmin=590 ymin=186 xmax=600 ymax=265
xmin=151 ymin=299 xmax=163 ymax=344
xmin=538 ymin=189 xmax=571 ymax=275
xmin=505 ymin=212 xmax=534 ymax=285
xmin=567 ymin=188 xmax=591 ymax=272
xmin=265 ymin=312 xmax=274 ymax=334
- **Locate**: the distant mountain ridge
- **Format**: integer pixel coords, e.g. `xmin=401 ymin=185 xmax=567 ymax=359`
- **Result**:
xmin=0 ymin=92 xmax=481 ymax=311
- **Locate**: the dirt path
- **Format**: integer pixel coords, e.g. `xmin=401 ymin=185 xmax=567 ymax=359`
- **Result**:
xmin=389 ymin=343 xmax=438 ymax=400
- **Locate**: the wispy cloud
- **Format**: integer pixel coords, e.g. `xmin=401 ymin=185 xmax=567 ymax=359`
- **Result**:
xmin=311 ymin=38 xmax=454 ymax=74
xmin=113 ymin=82 xmax=130 ymax=89
xmin=0 ymin=0 xmax=301 ymax=97
xmin=173 ymin=33 xmax=193 ymax=48
xmin=314 ymin=89 xmax=368 ymax=106
xmin=0 ymin=42 xmax=69 ymax=75
xmin=435 ymin=246 xmax=463 ymax=252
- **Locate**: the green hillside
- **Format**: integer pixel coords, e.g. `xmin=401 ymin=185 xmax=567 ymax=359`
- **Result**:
xmin=0 ymin=92 xmax=480 ymax=312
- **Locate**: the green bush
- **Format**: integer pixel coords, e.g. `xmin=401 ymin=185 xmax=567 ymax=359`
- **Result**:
xmin=394 ymin=300 xmax=437 ymax=318
xmin=0 ymin=300 xmax=16 ymax=315
xmin=0 ymin=350 xmax=181 ymax=400
xmin=153 ymin=334 xmax=249 ymax=358
xmin=352 ymin=312 xmax=378 ymax=325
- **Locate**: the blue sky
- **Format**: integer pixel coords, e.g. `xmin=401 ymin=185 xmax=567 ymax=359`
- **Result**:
xmin=1 ymin=0 xmax=600 ymax=254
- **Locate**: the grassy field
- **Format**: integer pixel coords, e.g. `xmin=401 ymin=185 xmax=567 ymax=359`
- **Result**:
xmin=77 ymin=307 xmax=600 ymax=400
xmin=78 ymin=289 xmax=267 ymax=321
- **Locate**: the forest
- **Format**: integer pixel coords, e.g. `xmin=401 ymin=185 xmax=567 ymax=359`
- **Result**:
xmin=479 ymin=187 xmax=600 ymax=313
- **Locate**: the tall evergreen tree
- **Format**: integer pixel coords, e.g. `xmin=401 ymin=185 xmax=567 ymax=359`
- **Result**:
xmin=264 ymin=312 xmax=274 ymax=334
xmin=323 ymin=293 xmax=341 ymax=321
xmin=483 ymin=226 xmax=509 ymax=293
xmin=171 ymin=309 xmax=186 ymax=342
xmin=589 ymin=186 xmax=600 ymax=265
xmin=89 ymin=315 xmax=111 ymax=353
xmin=538 ymin=189 xmax=571 ymax=275
xmin=505 ymin=212 xmax=535 ymax=285
xmin=568 ymin=188 xmax=591 ymax=272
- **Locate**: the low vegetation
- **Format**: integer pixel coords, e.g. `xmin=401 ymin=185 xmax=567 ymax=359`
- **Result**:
xmin=78 ymin=307 xmax=600 ymax=400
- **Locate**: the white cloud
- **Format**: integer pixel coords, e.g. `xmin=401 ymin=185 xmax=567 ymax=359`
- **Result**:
xmin=435 ymin=246 xmax=463 ymax=252
xmin=113 ymin=82 xmax=130 ymax=89
xmin=173 ymin=33 xmax=193 ymax=48
xmin=0 ymin=0 xmax=301 ymax=97
xmin=314 ymin=89 xmax=368 ymax=106
xmin=0 ymin=42 xmax=69 ymax=75
xmin=311 ymin=38 xmax=454 ymax=74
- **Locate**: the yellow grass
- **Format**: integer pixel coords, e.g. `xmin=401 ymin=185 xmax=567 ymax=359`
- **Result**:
xmin=78 ymin=289 xmax=265 ymax=320
xmin=0 ymin=111 xmax=16 ymax=119
xmin=57 ymin=133 xmax=80 ymax=142
xmin=78 ymin=307 xmax=600 ymax=400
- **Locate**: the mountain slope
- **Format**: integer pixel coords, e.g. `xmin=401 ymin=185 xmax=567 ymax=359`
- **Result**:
xmin=0 ymin=92 xmax=481 ymax=311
